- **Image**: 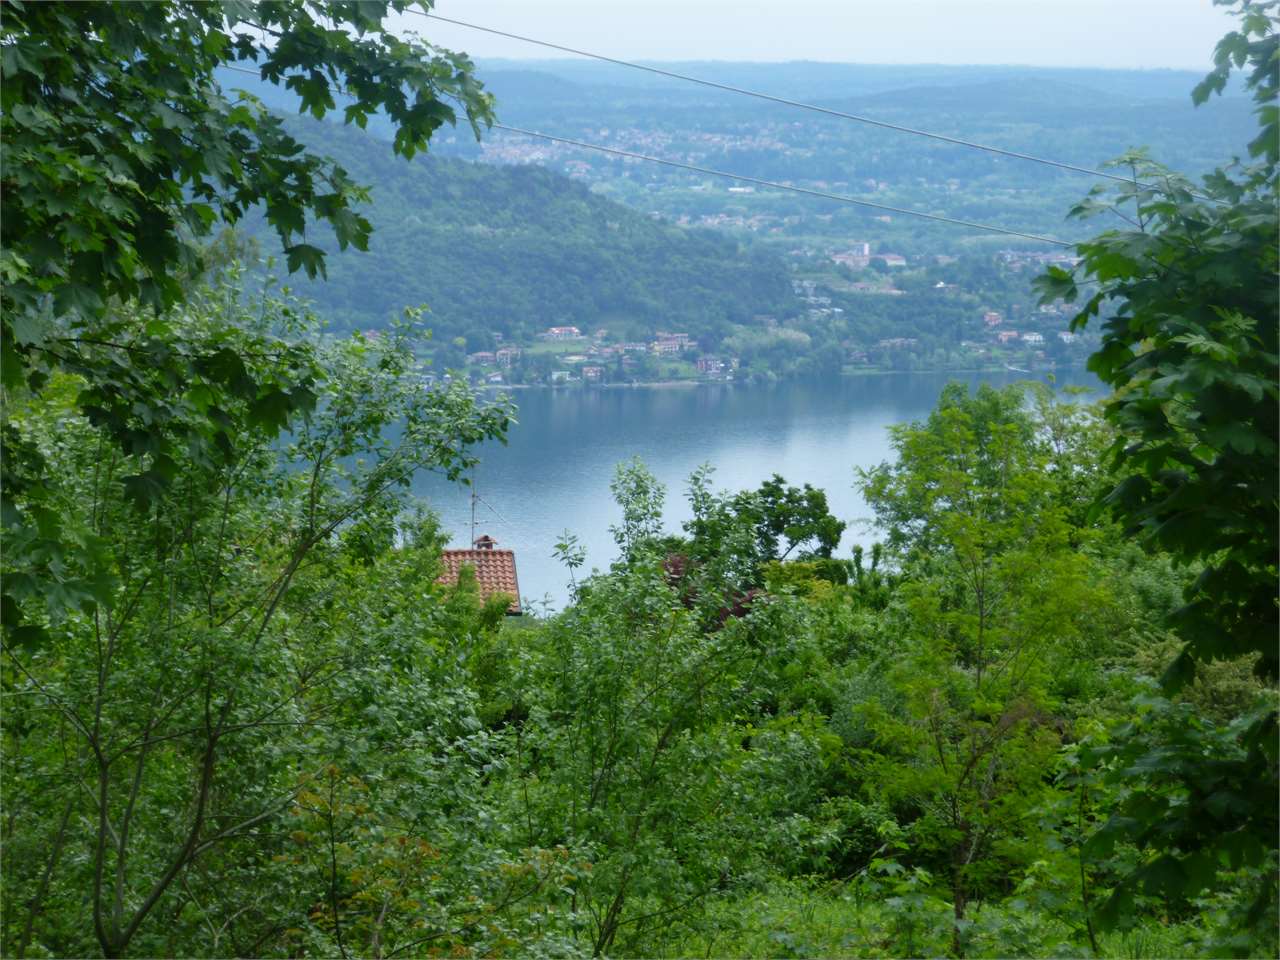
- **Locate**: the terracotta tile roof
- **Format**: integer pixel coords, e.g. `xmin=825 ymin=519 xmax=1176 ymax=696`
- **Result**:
xmin=437 ymin=549 xmax=522 ymax=614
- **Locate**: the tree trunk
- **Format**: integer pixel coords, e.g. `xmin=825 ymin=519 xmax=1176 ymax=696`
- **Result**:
xmin=951 ymin=862 xmax=968 ymax=958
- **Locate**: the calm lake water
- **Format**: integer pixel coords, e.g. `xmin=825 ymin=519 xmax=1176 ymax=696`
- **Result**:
xmin=413 ymin=371 xmax=1099 ymax=610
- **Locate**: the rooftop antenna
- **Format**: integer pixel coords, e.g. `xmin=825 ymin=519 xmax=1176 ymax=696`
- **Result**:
xmin=468 ymin=465 xmax=509 ymax=548
xmin=470 ymin=466 xmax=478 ymax=547
xmin=475 ymin=492 xmax=507 ymax=526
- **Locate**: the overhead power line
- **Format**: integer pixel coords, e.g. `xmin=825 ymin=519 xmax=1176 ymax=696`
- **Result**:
xmin=219 ymin=62 xmax=1070 ymax=245
xmin=416 ymin=11 xmax=1172 ymax=192
xmin=492 ymin=124 xmax=1071 ymax=246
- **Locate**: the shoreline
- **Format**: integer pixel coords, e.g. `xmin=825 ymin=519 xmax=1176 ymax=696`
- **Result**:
xmin=477 ymin=364 xmax=1088 ymax=391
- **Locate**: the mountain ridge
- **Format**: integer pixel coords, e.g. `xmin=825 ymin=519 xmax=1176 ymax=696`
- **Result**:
xmin=262 ymin=114 xmax=796 ymax=344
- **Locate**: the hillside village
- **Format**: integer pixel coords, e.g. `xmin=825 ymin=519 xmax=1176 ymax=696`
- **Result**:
xmin=417 ymin=244 xmax=1091 ymax=387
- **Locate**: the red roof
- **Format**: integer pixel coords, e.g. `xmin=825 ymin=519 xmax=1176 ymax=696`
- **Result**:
xmin=437 ymin=549 xmax=521 ymax=614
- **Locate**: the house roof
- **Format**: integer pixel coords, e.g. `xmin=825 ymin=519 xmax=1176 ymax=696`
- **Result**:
xmin=437 ymin=549 xmax=522 ymax=614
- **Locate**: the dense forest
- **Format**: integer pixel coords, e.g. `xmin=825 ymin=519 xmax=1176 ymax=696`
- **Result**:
xmin=1 ymin=2 xmax=1276 ymax=959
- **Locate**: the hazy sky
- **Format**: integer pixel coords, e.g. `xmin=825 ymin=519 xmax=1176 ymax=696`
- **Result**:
xmin=411 ymin=0 xmax=1237 ymax=70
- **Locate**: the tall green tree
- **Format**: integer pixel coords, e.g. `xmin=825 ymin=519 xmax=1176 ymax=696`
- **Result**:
xmin=1 ymin=0 xmax=490 ymax=332
xmin=859 ymin=384 xmax=1106 ymax=952
xmin=1 ymin=0 xmax=492 ymax=651
xmin=0 ymin=276 xmax=510 ymax=958
xmin=1036 ymin=0 xmax=1278 ymax=684
xmin=1035 ymin=0 xmax=1279 ymax=939
xmin=511 ymin=561 xmax=743 ymax=956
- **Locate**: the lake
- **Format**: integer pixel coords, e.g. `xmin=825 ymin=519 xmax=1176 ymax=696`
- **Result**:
xmin=413 ymin=370 xmax=1100 ymax=610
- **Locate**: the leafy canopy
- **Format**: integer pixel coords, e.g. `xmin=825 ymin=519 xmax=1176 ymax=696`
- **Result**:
xmin=1034 ymin=0 xmax=1278 ymax=684
xmin=1 ymin=0 xmax=490 ymax=651
xmin=1 ymin=0 xmax=491 ymax=352
xmin=1033 ymin=1 xmax=1279 ymax=939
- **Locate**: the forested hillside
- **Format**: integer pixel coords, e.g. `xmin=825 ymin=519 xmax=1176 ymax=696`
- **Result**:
xmin=258 ymin=117 xmax=796 ymax=342
xmin=260 ymin=115 xmax=1098 ymax=379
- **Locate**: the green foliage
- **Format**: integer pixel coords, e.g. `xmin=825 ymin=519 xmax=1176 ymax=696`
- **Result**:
xmin=663 ymin=873 xmax=1224 ymax=959
xmin=9 ymin=349 xmax=1268 ymax=958
xmin=1031 ymin=7 xmax=1280 ymax=949
xmin=1080 ymin=693 xmax=1279 ymax=957
xmin=848 ymin=544 xmax=892 ymax=609
xmin=859 ymin=382 xmax=1110 ymax=575
xmin=1 ymin=262 xmax=322 ymax=651
xmin=1191 ymin=1 xmax=1279 ymax=166
xmin=733 ymin=474 xmax=847 ymax=562
xmin=1033 ymin=3 xmax=1278 ymax=682
xmin=507 ymin=542 xmax=766 ymax=953
xmin=857 ymin=383 xmax=1108 ymax=946
xmin=608 ymin=459 xmax=667 ymax=562
xmin=1036 ymin=148 xmax=1278 ymax=683
xmin=679 ymin=469 xmax=847 ymax=595
xmin=0 ymin=0 xmax=491 ymax=663
xmin=4 ymin=5 xmax=1274 ymax=957
xmin=0 ymin=0 xmax=489 ymax=332
xmin=763 ymin=561 xmax=842 ymax=598
xmin=0 ymin=275 xmax=512 ymax=958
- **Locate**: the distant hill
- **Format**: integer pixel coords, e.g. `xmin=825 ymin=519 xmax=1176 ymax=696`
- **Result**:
xmin=478 ymin=68 xmax=591 ymax=104
xmin=261 ymin=116 xmax=796 ymax=344
xmin=846 ymin=77 xmax=1129 ymax=112
xmin=473 ymin=58 xmax=1233 ymax=102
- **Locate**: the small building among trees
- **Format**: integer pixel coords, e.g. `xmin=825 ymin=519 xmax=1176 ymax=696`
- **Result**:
xmin=437 ymin=535 xmax=522 ymax=614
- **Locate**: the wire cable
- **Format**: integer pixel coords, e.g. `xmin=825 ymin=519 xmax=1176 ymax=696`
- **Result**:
xmin=415 ymin=10 xmax=1184 ymax=194
xmin=220 ymin=62 xmax=1071 ymax=245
